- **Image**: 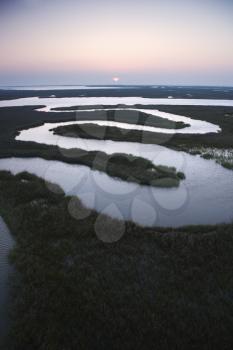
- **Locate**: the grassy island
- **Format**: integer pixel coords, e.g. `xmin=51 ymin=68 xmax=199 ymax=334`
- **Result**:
xmin=51 ymin=108 xmax=190 ymax=130
xmin=0 ymin=171 xmax=233 ymax=349
xmin=51 ymin=122 xmax=185 ymax=143
xmin=92 ymin=152 xmax=185 ymax=187
xmin=0 ymin=147 xmax=185 ymax=188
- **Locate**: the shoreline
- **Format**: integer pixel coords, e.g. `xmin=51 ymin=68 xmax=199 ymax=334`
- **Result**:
xmin=0 ymin=170 xmax=233 ymax=349
xmin=0 ymin=217 xmax=14 ymax=347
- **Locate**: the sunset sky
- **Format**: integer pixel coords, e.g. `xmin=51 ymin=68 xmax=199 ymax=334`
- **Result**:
xmin=0 ymin=0 xmax=233 ymax=85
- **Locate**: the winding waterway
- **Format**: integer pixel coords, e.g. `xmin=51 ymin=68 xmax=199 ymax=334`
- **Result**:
xmin=16 ymin=107 xmax=220 ymax=136
xmin=0 ymin=95 xmax=232 ymax=227
xmin=1 ymin=96 xmax=233 ymax=111
xmin=0 ymin=154 xmax=232 ymax=227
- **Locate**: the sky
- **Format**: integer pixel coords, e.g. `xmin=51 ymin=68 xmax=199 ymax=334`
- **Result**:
xmin=0 ymin=0 xmax=233 ymax=86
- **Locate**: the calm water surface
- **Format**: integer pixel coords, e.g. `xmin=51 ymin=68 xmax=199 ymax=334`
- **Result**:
xmin=1 ymin=96 xmax=233 ymax=110
xmin=0 ymin=95 xmax=232 ymax=227
xmin=0 ymin=155 xmax=232 ymax=228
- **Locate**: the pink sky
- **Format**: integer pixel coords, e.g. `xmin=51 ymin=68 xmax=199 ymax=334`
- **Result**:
xmin=0 ymin=0 xmax=233 ymax=85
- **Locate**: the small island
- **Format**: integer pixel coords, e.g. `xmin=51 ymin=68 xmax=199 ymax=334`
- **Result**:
xmin=51 ymin=122 xmax=185 ymax=146
xmin=51 ymin=108 xmax=190 ymax=129
xmin=93 ymin=152 xmax=185 ymax=188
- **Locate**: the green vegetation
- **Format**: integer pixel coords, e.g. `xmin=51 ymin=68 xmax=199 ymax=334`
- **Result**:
xmin=3 ymin=104 xmax=233 ymax=154
xmin=1 ymin=85 xmax=233 ymax=101
xmin=51 ymin=121 xmax=184 ymax=141
xmin=181 ymin=146 xmax=233 ymax=170
xmin=51 ymin=119 xmax=233 ymax=172
xmin=49 ymin=105 xmax=233 ymax=171
xmin=1 ymin=105 xmax=233 ymax=165
xmin=103 ymin=153 xmax=185 ymax=187
xmin=0 ymin=107 xmax=187 ymax=188
xmin=51 ymin=122 xmax=148 ymax=141
xmin=221 ymin=161 xmax=233 ymax=170
xmin=1 ymin=171 xmax=233 ymax=349
xmin=0 ymin=146 xmax=184 ymax=188
xmin=51 ymin=109 xmax=189 ymax=129
xmin=1 ymin=91 xmax=233 ymax=348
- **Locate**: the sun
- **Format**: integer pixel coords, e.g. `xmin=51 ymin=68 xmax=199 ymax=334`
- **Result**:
xmin=112 ymin=76 xmax=120 ymax=83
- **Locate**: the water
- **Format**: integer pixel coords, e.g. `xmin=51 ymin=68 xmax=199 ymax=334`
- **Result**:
xmin=0 ymin=92 xmax=232 ymax=347
xmin=16 ymin=109 xmax=221 ymax=140
xmin=15 ymin=118 xmax=219 ymax=164
xmin=0 ymin=155 xmax=232 ymax=228
xmin=0 ymin=95 xmax=232 ymax=227
xmin=0 ymin=217 xmax=14 ymax=345
xmin=1 ymin=96 xmax=233 ymax=111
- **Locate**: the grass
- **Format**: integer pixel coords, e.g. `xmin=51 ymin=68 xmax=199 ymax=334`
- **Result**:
xmin=51 ymin=109 xmax=189 ymax=129
xmin=51 ymin=118 xmax=233 ymax=172
xmin=1 ymin=104 xmax=233 ymax=154
xmin=0 ymin=106 xmax=188 ymax=188
xmin=49 ymin=105 xmax=233 ymax=172
xmin=104 ymin=153 xmax=185 ymax=187
xmin=1 ymin=93 xmax=233 ymax=348
xmin=2 ymin=85 xmax=233 ymax=101
xmin=0 ymin=145 xmax=185 ymax=188
xmin=51 ymin=121 xmax=186 ymax=143
xmin=1 ymin=170 xmax=233 ymax=349
xmin=181 ymin=146 xmax=233 ymax=170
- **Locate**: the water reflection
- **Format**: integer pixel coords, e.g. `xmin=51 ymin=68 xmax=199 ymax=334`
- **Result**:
xmin=0 ymin=156 xmax=232 ymax=227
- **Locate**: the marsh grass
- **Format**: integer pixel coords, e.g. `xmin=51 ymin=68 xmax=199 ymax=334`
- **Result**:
xmin=0 ymin=144 xmax=185 ymax=188
xmin=184 ymin=146 xmax=233 ymax=170
xmin=0 ymin=171 xmax=233 ymax=349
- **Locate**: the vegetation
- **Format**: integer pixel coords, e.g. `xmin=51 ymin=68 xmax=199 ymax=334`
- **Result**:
xmin=180 ymin=146 xmax=233 ymax=170
xmin=1 ymin=105 xmax=233 ymax=153
xmin=103 ymin=153 xmax=185 ymax=187
xmin=0 ymin=145 xmax=184 ymax=188
xmin=51 ymin=109 xmax=189 ymax=129
xmin=51 ymin=121 xmax=185 ymax=140
xmin=1 ymin=85 xmax=233 ymax=101
xmin=1 ymin=105 xmax=233 ymax=158
xmin=52 ymin=106 xmax=189 ymax=129
xmin=1 ymin=171 xmax=233 ymax=349
xmin=50 ymin=105 xmax=233 ymax=171
xmin=51 ymin=111 xmax=233 ymax=172
xmin=1 ymin=90 xmax=233 ymax=348
xmin=0 ymin=106 xmax=188 ymax=188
